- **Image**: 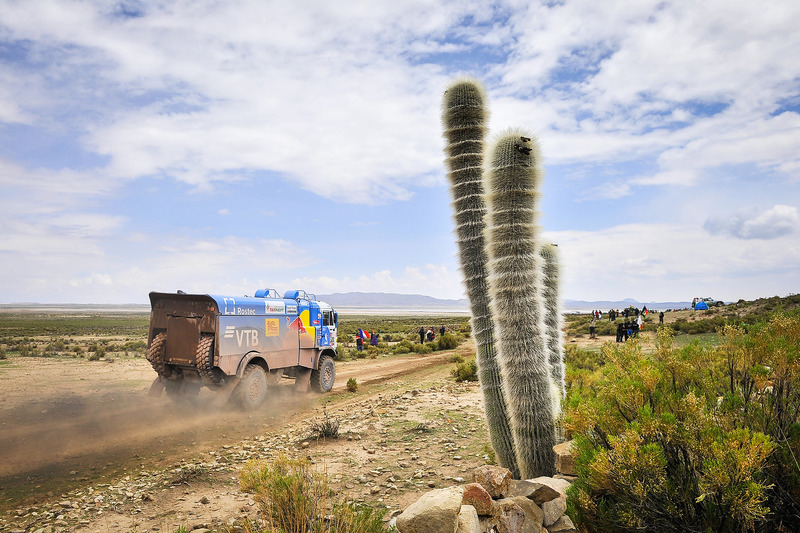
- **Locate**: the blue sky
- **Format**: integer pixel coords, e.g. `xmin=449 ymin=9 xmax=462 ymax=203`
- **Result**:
xmin=1 ymin=0 xmax=799 ymax=304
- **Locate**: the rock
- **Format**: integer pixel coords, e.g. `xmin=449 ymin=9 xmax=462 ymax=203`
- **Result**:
xmin=507 ymin=479 xmax=561 ymax=506
xmin=546 ymin=514 xmax=577 ymax=532
xmin=492 ymin=499 xmax=526 ymax=533
xmin=553 ymin=441 xmax=576 ymax=476
xmin=529 ymin=478 xmax=569 ymax=528
xmin=456 ymin=505 xmax=481 ymax=533
xmin=473 ymin=465 xmax=511 ymax=498
xmin=462 ymin=483 xmax=493 ymax=516
xmin=199 ymin=496 xmax=210 ymax=504
xmin=511 ymin=496 xmax=545 ymax=533
xmin=396 ymin=486 xmax=465 ymax=533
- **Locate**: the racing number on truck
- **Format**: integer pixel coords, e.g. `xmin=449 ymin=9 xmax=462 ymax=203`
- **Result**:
xmin=265 ymin=318 xmax=279 ymax=336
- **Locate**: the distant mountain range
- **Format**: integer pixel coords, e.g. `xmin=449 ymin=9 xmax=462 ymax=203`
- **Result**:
xmin=317 ymin=292 xmax=692 ymax=311
xmin=0 ymin=293 xmax=694 ymax=312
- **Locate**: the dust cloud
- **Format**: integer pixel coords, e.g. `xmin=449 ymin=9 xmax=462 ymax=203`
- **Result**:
xmin=0 ymin=383 xmax=316 ymax=500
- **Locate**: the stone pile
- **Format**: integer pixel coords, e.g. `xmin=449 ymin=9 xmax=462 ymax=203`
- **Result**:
xmin=393 ymin=441 xmax=578 ymax=533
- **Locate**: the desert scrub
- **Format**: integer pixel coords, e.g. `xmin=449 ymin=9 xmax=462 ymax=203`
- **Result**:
xmin=452 ymin=360 xmax=478 ymax=382
xmin=565 ymin=313 xmax=800 ymax=532
xmin=346 ymin=378 xmax=358 ymax=392
xmin=436 ymin=332 xmax=459 ymax=350
xmin=309 ymin=409 xmax=340 ymax=440
xmin=240 ymin=454 xmax=385 ymax=533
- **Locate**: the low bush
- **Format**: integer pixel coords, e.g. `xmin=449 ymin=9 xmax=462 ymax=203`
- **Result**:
xmin=346 ymin=378 xmax=358 ymax=392
xmin=437 ymin=332 xmax=459 ymax=350
xmin=565 ymin=313 xmax=800 ymax=532
xmin=240 ymin=455 xmax=385 ymax=533
xmin=309 ymin=409 xmax=340 ymax=440
xmin=452 ymin=360 xmax=478 ymax=382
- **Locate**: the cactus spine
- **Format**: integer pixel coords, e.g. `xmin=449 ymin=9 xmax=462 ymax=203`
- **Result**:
xmin=540 ymin=243 xmax=566 ymax=419
xmin=484 ymin=131 xmax=556 ymax=478
xmin=442 ymin=79 xmax=519 ymax=477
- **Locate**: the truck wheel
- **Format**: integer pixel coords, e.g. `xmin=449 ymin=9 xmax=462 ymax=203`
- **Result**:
xmin=196 ymin=334 xmax=221 ymax=384
xmin=235 ymin=364 xmax=268 ymax=410
xmin=311 ymin=355 xmax=335 ymax=393
xmin=146 ymin=332 xmax=167 ymax=376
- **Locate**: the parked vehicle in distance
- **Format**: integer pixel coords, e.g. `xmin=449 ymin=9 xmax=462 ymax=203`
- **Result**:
xmin=692 ymin=297 xmax=725 ymax=308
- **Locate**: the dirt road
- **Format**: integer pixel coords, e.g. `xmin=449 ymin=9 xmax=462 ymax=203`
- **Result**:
xmin=0 ymin=349 xmax=460 ymax=511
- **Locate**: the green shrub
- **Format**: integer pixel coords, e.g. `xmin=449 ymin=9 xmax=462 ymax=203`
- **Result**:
xmin=436 ymin=332 xmax=459 ymax=350
xmin=565 ymin=314 xmax=800 ymax=532
xmin=393 ymin=339 xmax=415 ymax=354
xmin=452 ymin=360 xmax=478 ymax=382
xmin=418 ymin=343 xmax=434 ymax=355
xmin=346 ymin=378 xmax=358 ymax=392
xmin=450 ymin=353 xmax=465 ymax=364
xmin=240 ymin=455 xmax=385 ymax=533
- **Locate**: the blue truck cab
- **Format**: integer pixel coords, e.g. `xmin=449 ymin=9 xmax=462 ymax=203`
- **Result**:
xmin=146 ymin=288 xmax=338 ymax=409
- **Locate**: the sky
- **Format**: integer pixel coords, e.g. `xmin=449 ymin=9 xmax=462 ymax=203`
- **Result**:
xmin=1 ymin=0 xmax=799 ymax=305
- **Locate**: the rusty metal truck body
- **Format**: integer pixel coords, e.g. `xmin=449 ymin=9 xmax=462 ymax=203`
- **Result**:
xmin=145 ymin=288 xmax=338 ymax=408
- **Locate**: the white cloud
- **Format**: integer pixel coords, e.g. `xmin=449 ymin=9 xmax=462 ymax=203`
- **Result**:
xmin=704 ymin=204 xmax=800 ymax=240
xmin=547 ymin=221 xmax=800 ymax=302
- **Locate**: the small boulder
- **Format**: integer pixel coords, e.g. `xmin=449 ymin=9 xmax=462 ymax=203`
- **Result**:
xmin=456 ymin=505 xmax=481 ymax=533
xmin=462 ymin=483 xmax=493 ymax=516
xmin=511 ymin=496 xmax=544 ymax=532
xmin=553 ymin=441 xmax=576 ymax=476
xmin=506 ymin=479 xmax=561 ymax=506
xmin=492 ymin=499 xmax=525 ymax=533
xmin=547 ymin=514 xmax=577 ymax=532
xmin=530 ymin=478 xmax=569 ymax=527
xmin=473 ymin=465 xmax=511 ymax=498
xmin=396 ymin=486 xmax=465 ymax=533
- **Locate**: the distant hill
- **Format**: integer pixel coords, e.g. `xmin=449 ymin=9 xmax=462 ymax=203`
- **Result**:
xmin=317 ymin=292 xmax=692 ymax=312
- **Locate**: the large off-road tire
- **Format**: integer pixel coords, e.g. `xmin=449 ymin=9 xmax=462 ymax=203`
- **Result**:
xmin=311 ymin=355 xmax=335 ymax=393
xmin=195 ymin=334 xmax=222 ymax=384
xmin=146 ymin=332 xmax=168 ymax=376
xmin=234 ymin=364 xmax=268 ymax=410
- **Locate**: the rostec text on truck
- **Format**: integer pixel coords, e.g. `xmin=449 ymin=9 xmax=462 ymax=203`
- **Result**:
xmin=145 ymin=288 xmax=338 ymax=409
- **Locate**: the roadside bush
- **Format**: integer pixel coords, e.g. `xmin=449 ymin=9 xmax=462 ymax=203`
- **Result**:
xmin=0 ymin=347 xmax=6 ymax=360
xmin=240 ymin=455 xmax=385 ymax=533
xmin=452 ymin=360 xmax=478 ymax=382
xmin=393 ymin=339 xmax=415 ymax=354
xmin=565 ymin=314 xmax=800 ymax=532
xmin=450 ymin=353 xmax=465 ymax=364
xmin=346 ymin=378 xmax=358 ymax=392
xmin=436 ymin=332 xmax=459 ymax=350
xmin=415 ymin=343 xmax=433 ymax=355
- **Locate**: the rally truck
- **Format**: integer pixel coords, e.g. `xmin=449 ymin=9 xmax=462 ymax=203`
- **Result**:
xmin=145 ymin=288 xmax=338 ymax=409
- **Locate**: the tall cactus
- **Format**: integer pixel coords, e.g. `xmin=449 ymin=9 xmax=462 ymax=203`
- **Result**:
xmin=540 ymin=243 xmax=566 ymax=420
xmin=484 ymin=131 xmax=556 ymax=478
xmin=442 ymin=79 xmax=519 ymax=477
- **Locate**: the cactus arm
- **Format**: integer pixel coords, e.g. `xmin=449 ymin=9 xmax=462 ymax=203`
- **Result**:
xmin=442 ymin=79 xmax=519 ymax=478
xmin=484 ymin=131 xmax=556 ymax=478
xmin=540 ymin=242 xmax=566 ymax=419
